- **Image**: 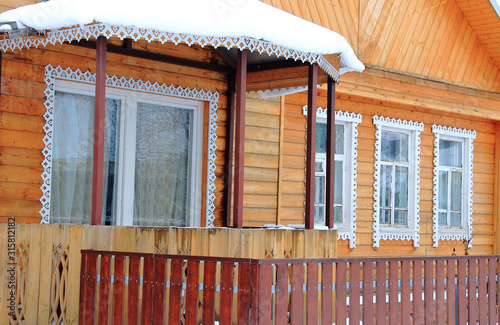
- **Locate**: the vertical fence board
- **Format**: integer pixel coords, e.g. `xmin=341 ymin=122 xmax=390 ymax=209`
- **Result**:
xmin=66 ymin=225 xmax=83 ymax=324
xmin=488 ymin=258 xmax=497 ymax=325
xmin=457 ymin=259 xmax=467 ymax=325
xmin=86 ymin=254 xmax=97 ymax=325
xmin=127 ymin=256 xmax=140 ymax=325
xmin=112 ymin=255 xmax=125 ymax=325
xmin=276 ymin=263 xmax=289 ymax=325
xmin=152 ymin=258 xmax=166 ymax=323
xmin=376 ymin=261 xmax=386 ymax=324
xmin=321 ymin=263 xmax=333 ymax=325
xmin=478 ymin=258 xmax=487 ymax=325
xmin=250 ymin=263 xmax=260 ymax=325
xmin=185 ymin=260 xmax=200 ymax=325
xmin=435 ymin=259 xmax=445 ymax=325
xmin=401 ymin=260 xmax=411 ymax=325
xmin=335 ymin=261 xmax=347 ymax=325
xmin=468 ymin=258 xmax=477 ymax=324
xmin=140 ymin=257 xmax=154 ymax=323
xmin=362 ymin=261 xmax=374 ymax=325
xmin=202 ymin=260 xmax=217 ymax=325
xmin=168 ymin=258 xmax=183 ymax=325
xmin=388 ymin=260 xmax=398 ymax=324
xmin=290 ymin=262 xmax=304 ymax=325
xmin=98 ymin=254 xmax=111 ymax=325
xmin=349 ymin=262 xmax=360 ymax=325
xmin=219 ymin=261 xmax=234 ymax=325
xmin=78 ymin=252 xmax=89 ymax=325
xmin=237 ymin=262 xmax=252 ymax=324
xmin=497 ymin=258 xmax=500 ymax=324
xmin=258 ymin=263 xmax=272 ymax=325
xmin=446 ymin=259 xmax=456 ymax=325
xmin=424 ymin=260 xmax=434 ymax=324
xmin=413 ymin=260 xmax=423 ymax=325
xmin=307 ymin=263 xmax=319 ymax=324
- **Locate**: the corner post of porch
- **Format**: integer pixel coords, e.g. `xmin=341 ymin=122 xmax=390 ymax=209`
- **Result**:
xmin=223 ymin=72 xmax=236 ymax=227
xmin=233 ymin=49 xmax=247 ymax=228
xmin=305 ymin=63 xmax=318 ymax=230
xmin=326 ymin=77 xmax=336 ymax=229
xmin=91 ymin=36 xmax=107 ymax=226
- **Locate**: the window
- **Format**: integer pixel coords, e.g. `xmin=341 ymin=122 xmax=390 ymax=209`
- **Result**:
xmin=303 ymin=107 xmax=361 ymax=248
xmin=432 ymin=125 xmax=475 ymax=247
xmin=41 ymin=65 xmax=220 ymax=227
xmin=372 ymin=116 xmax=423 ymax=247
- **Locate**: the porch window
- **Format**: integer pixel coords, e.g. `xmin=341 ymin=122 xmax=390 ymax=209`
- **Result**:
xmin=304 ymin=107 xmax=361 ymax=248
xmin=432 ymin=125 xmax=475 ymax=247
xmin=49 ymin=80 xmax=204 ymax=227
xmin=372 ymin=116 xmax=423 ymax=248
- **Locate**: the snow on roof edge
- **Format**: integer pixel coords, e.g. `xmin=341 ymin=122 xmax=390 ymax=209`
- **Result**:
xmin=0 ymin=0 xmax=365 ymax=75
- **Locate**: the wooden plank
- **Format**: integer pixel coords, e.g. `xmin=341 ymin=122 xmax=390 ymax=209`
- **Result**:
xmin=275 ymin=263 xmax=289 ymax=323
xmin=152 ymin=258 xmax=166 ymax=323
xmin=237 ymin=262 xmax=251 ymax=324
xmin=388 ymin=260 xmax=398 ymax=324
xmin=168 ymin=258 xmax=183 ymax=325
xmin=457 ymin=259 xmax=467 ymax=324
xmin=401 ymin=260 xmax=411 ymax=325
xmin=413 ymin=260 xmax=423 ymax=325
xmin=468 ymin=258 xmax=477 ymax=324
xmin=276 ymin=96 xmax=285 ymax=224
xmin=435 ymin=260 xmax=445 ymax=325
xmin=184 ymin=260 xmax=200 ymax=324
xmin=98 ymin=254 xmax=111 ymax=325
xmin=219 ymin=261 xmax=234 ymax=325
xmin=362 ymin=261 xmax=374 ymax=324
xmin=140 ymin=257 xmax=154 ymax=323
xmin=306 ymin=263 xmax=319 ymax=324
xmin=112 ymin=255 xmax=125 ymax=325
xmin=290 ymin=262 xmax=304 ymax=325
xmin=349 ymin=262 xmax=361 ymax=325
xmin=86 ymin=254 xmax=97 ymax=325
xmin=250 ymin=263 xmax=260 ymax=325
xmin=78 ymin=252 xmax=89 ymax=325
xmin=478 ymin=258 xmax=487 ymax=324
xmin=202 ymin=260 xmax=217 ymax=325
xmin=127 ymin=257 xmax=140 ymax=324
xmin=336 ymin=261 xmax=347 ymax=325
xmin=305 ymin=63 xmax=318 ymax=229
xmin=446 ymin=259 xmax=456 ymax=325
xmin=258 ymin=264 xmax=272 ymax=325
xmin=376 ymin=261 xmax=386 ymax=324
xmin=223 ymin=73 xmax=235 ymax=227
xmin=494 ymin=123 xmax=500 ymax=254
xmin=488 ymin=258 xmax=497 ymax=325
xmin=321 ymin=262 xmax=333 ymax=325
xmin=24 ymin=224 xmax=42 ymax=324
xmin=424 ymin=260 xmax=434 ymax=323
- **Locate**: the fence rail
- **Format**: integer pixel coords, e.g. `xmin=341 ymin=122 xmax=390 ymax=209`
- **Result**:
xmin=80 ymin=251 xmax=500 ymax=324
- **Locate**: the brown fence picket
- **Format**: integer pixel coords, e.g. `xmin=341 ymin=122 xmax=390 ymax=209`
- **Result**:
xmin=141 ymin=257 xmax=154 ymax=323
xmin=237 ymin=262 xmax=252 ymax=324
xmin=78 ymin=252 xmax=88 ymax=325
xmin=468 ymin=258 xmax=477 ymax=324
xmin=349 ymin=262 xmax=360 ymax=325
xmin=219 ymin=261 xmax=234 ymax=325
xmin=400 ymin=260 xmax=411 ymax=325
xmin=321 ymin=262 xmax=333 ymax=325
xmin=112 ymin=256 xmax=125 ymax=325
xmin=335 ymin=261 xmax=347 ymax=325
xmin=202 ymin=260 xmax=217 ymax=325
xmin=290 ymin=262 xmax=304 ymax=325
xmin=457 ymin=259 xmax=467 ymax=325
xmin=446 ymin=259 xmax=456 ymax=325
xmin=424 ymin=260 xmax=434 ymax=324
xmin=184 ymin=260 xmax=200 ymax=324
xmin=168 ymin=258 xmax=182 ymax=325
xmin=127 ymin=257 xmax=140 ymax=324
xmin=152 ymin=257 xmax=166 ymax=322
xmin=488 ymin=258 xmax=497 ymax=325
xmin=98 ymin=254 xmax=111 ymax=325
xmin=436 ymin=259 xmax=445 ymax=325
xmin=413 ymin=260 xmax=423 ymax=325
xmin=258 ymin=263 xmax=272 ymax=325
xmin=362 ymin=261 xmax=374 ymax=325
xmin=375 ymin=261 xmax=386 ymax=324
xmin=478 ymin=258 xmax=487 ymax=324
xmin=307 ymin=263 xmax=319 ymax=324
xmin=388 ymin=260 xmax=398 ymax=324
xmin=85 ymin=254 xmax=97 ymax=325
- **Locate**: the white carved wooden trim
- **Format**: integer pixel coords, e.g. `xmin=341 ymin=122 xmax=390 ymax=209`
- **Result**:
xmin=303 ymin=106 xmax=362 ymax=248
xmin=41 ymin=64 xmax=219 ymax=227
xmin=431 ymin=124 xmax=476 ymax=247
xmin=0 ymin=23 xmax=342 ymax=82
xmin=372 ymin=116 xmax=424 ymax=248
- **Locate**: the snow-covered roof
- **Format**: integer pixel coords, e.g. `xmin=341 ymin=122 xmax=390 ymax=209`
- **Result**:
xmin=0 ymin=0 xmax=364 ymax=78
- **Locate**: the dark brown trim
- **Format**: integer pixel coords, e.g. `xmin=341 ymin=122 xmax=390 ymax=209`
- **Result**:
xmin=69 ymin=40 xmax=231 ymax=74
xmin=123 ymin=38 xmax=133 ymax=49
xmin=247 ymin=60 xmax=307 ymax=73
xmin=91 ymin=36 xmax=107 ymax=226
xmin=326 ymin=77 xmax=336 ymax=229
xmin=233 ymin=50 xmax=247 ymax=228
xmin=213 ymin=48 xmax=237 ymax=70
xmin=223 ymin=72 xmax=236 ymax=227
xmin=305 ymin=63 xmax=318 ymax=230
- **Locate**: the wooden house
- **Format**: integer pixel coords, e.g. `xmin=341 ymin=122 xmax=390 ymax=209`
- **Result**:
xmin=0 ymin=0 xmax=500 ymax=323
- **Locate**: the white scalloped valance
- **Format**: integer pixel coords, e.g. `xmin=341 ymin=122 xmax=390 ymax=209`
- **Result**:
xmin=41 ymin=64 xmax=219 ymax=227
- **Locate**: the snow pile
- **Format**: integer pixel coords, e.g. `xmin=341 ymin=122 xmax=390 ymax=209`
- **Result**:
xmin=0 ymin=0 xmax=364 ymax=73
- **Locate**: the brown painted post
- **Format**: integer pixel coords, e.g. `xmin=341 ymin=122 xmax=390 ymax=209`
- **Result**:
xmin=91 ymin=36 xmax=107 ymax=225
xmin=326 ymin=76 xmax=336 ymax=228
xmin=305 ymin=63 xmax=318 ymax=229
xmin=233 ymin=50 xmax=247 ymax=228
xmin=223 ymin=72 xmax=236 ymax=227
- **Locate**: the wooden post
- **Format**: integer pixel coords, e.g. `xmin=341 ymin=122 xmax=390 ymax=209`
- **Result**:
xmin=326 ymin=77 xmax=336 ymax=229
xmin=305 ymin=63 xmax=318 ymax=229
xmin=494 ymin=122 xmax=500 ymax=253
xmin=91 ymin=36 xmax=107 ymax=225
xmin=233 ymin=49 xmax=247 ymax=228
xmin=223 ymin=72 xmax=236 ymax=227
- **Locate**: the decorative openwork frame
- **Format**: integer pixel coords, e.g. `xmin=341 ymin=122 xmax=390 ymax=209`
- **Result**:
xmin=372 ymin=116 xmax=424 ymax=248
xmin=0 ymin=23 xmax=343 ymax=81
xmin=431 ymin=125 xmax=476 ymax=247
xmin=41 ymin=64 xmax=219 ymax=227
xmin=302 ymin=106 xmax=362 ymax=248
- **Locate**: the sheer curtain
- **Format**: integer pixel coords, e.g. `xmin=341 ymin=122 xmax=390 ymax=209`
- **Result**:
xmin=51 ymin=92 xmax=119 ymax=224
xmin=134 ymin=102 xmax=191 ymax=227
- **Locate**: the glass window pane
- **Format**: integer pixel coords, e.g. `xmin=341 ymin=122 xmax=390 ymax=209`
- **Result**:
xmin=438 ymin=212 xmax=448 ymax=225
xmin=334 ymin=206 xmax=343 ymax=223
xmin=316 ymin=123 xmax=327 ymax=153
xmin=394 ymin=167 xmax=408 ymax=209
xmin=334 ymin=161 xmax=343 ymax=205
xmin=450 ymin=172 xmax=462 ymax=211
xmin=394 ymin=210 xmax=408 ymax=225
xmin=315 ymin=176 xmax=325 ymax=204
xmin=450 ymin=213 xmax=461 ymax=227
xmin=103 ymin=99 xmax=120 ymax=225
xmin=380 ymin=209 xmax=391 ymax=224
xmin=335 ymin=124 xmax=344 ymax=155
xmin=438 ymin=171 xmax=448 ymax=210
xmin=439 ymin=139 xmax=462 ymax=167
xmin=315 ymin=161 xmax=323 ymax=172
xmin=380 ymin=165 xmax=392 ymax=208
xmin=381 ymin=131 xmax=408 ymax=162
xmin=134 ymin=102 xmax=192 ymax=227
xmin=315 ymin=206 xmax=325 ymax=223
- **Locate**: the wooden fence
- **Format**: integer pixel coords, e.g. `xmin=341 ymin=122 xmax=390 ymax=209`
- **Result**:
xmin=80 ymin=251 xmax=500 ymax=324
xmin=0 ymin=223 xmax=336 ymax=324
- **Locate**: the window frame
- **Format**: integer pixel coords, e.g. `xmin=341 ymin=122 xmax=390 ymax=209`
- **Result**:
xmin=303 ymin=106 xmax=361 ymax=248
xmin=372 ymin=116 xmax=423 ymax=248
xmin=432 ymin=125 xmax=476 ymax=247
xmin=41 ymin=65 xmax=220 ymax=227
